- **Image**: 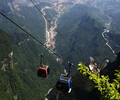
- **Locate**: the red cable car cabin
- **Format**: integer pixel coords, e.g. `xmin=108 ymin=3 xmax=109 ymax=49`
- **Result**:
xmin=37 ymin=65 xmax=50 ymax=78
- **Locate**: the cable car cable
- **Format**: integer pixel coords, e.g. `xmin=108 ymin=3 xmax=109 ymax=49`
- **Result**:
xmin=28 ymin=1 xmax=74 ymax=88
xmin=30 ymin=0 xmax=51 ymax=24
xmin=30 ymin=0 xmax=80 ymax=58
xmin=0 ymin=11 xmax=69 ymax=64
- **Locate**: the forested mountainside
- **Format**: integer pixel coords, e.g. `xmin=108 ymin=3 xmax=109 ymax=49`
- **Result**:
xmin=0 ymin=0 xmax=45 ymax=43
xmin=0 ymin=29 xmax=12 ymax=61
xmin=55 ymin=4 xmax=115 ymax=70
xmin=47 ymin=52 xmax=120 ymax=100
xmin=0 ymin=0 xmax=120 ymax=100
xmin=0 ymin=30 xmax=31 ymax=100
xmin=0 ymin=0 xmax=64 ymax=99
xmin=47 ymin=72 xmax=100 ymax=100
xmin=0 ymin=27 xmax=64 ymax=99
xmin=47 ymin=74 xmax=100 ymax=100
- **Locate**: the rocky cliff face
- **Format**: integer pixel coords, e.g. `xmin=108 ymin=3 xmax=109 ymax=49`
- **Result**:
xmin=101 ymin=52 xmax=120 ymax=80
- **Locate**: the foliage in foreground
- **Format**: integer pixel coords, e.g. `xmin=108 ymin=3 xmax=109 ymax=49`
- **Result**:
xmin=77 ymin=62 xmax=120 ymax=100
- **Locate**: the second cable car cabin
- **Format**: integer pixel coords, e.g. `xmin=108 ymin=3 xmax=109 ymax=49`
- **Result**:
xmin=37 ymin=54 xmax=50 ymax=78
xmin=56 ymin=75 xmax=72 ymax=93
xmin=56 ymin=62 xmax=73 ymax=93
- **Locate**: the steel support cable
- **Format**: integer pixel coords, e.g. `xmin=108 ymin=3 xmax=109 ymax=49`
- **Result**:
xmin=0 ymin=11 xmax=68 ymax=64
xmin=30 ymin=0 xmax=51 ymax=24
xmin=30 ymin=0 xmax=80 ymax=58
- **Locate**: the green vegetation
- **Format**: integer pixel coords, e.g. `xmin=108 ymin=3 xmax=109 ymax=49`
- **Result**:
xmin=0 ymin=28 xmax=64 ymax=99
xmin=0 ymin=2 xmax=45 ymax=43
xmin=56 ymin=4 xmax=115 ymax=70
xmin=0 ymin=1 xmax=64 ymax=99
xmin=0 ymin=0 xmax=120 ymax=99
xmin=47 ymin=68 xmax=100 ymax=100
xmin=0 ymin=29 xmax=12 ymax=61
xmin=108 ymin=31 xmax=120 ymax=45
xmin=78 ymin=62 xmax=120 ymax=100
xmin=45 ymin=9 xmax=58 ymax=21
xmin=12 ymin=40 xmax=64 ymax=99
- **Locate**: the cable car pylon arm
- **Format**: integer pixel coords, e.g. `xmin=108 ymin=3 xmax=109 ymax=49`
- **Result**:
xmin=67 ymin=62 xmax=73 ymax=77
xmin=40 ymin=54 xmax=43 ymax=66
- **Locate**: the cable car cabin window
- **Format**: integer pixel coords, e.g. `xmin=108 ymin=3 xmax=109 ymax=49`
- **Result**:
xmin=56 ymin=79 xmax=69 ymax=93
xmin=37 ymin=68 xmax=46 ymax=78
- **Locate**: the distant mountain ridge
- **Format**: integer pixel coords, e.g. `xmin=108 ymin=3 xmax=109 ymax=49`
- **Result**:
xmin=55 ymin=4 xmax=115 ymax=69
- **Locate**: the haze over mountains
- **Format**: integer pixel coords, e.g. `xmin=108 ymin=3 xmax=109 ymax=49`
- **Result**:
xmin=0 ymin=0 xmax=120 ymax=100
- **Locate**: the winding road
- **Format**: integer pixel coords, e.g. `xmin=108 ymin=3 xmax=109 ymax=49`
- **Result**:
xmin=40 ymin=3 xmax=65 ymax=100
xmin=41 ymin=4 xmax=65 ymax=50
xmin=102 ymin=29 xmax=117 ymax=57
xmin=101 ymin=15 xmax=120 ymax=57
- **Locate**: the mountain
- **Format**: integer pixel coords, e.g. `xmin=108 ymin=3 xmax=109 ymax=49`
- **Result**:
xmin=55 ymin=4 xmax=115 ymax=70
xmin=85 ymin=0 xmax=120 ymax=33
xmin=47 ymin=52 xmax=120 ymax=100
xmin=46 ymin=3 xmax=120 ymax=99
xmin=85 ymin=0 xmax=120 ymax=55
xmin=47 ymin=73 xmax=100 ymax=100
xmin=0 ymin=27 xmax=64 ymax=99
xmin=0 ymin=29 xmax=12 ymax=61
xmin=0 ymin=0 xmax=64 ymax=99
xmin=0 ymin=29 xmax=22 ymax=99
xmin=0 ymin=0 xmax=45 ymax=42
xmin=0 ymin=0 xmax=120 ymax=99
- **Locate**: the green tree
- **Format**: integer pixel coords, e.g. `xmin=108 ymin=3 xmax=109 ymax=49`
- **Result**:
xmin=77 ymin=62 xmax=120 ymax=100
